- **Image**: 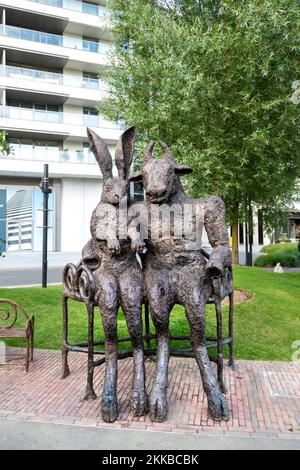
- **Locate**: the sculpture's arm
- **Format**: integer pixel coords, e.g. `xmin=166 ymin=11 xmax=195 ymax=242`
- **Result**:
xmin=90 ymin=203 xmax=120 ymax=254
xmin=127 ymin=201 xmax=147 ymax=254
xmin=203 ymin=196 xmax=232 ymax=278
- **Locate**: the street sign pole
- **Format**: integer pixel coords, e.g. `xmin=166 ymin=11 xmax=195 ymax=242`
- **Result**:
xmin=39 ymin=164 xmax=52 ymax=288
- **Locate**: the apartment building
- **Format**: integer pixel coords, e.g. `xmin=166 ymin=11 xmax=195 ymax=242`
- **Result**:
xmin=0 ymin=0 xmax=122 ymax=253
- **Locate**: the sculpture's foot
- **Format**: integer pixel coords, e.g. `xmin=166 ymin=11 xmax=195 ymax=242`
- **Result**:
xmin=149 ymin=388 xmax=168 ymax=422
xmin=207 ymin=388 xmax=229 ymax=422
xmin=131 ymin=388 xmax=149 ymax=417
xmin=81 ymin=387 xmax=97 ymax=401
xmin=101 ymin=394 xmax=118 ymax=423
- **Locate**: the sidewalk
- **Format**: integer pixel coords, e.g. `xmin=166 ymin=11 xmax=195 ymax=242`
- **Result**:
xmin=0 ymin=249 xmax=259 ymax=271
xmin=0 ymin=251 xmax=80 ymax=271
xmin=0 ymin=348 xmax=299 ymax=450
xmin=0 ymin=251 xmax=81 ymax=287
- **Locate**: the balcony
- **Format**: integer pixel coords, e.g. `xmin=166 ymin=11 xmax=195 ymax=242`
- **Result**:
xmin=2 ymin=25 xmax=110 ymax=53
xmin=0 ymin=1 xmax=111 ymax=39
xmin=30 ymin=0 xmax=107 ymax=17
xmin=0 ymin=105 xmax=122 ymax=142
xmin=3 ymin=64 xmax=63 ymax=84
xmin=0 ymin=25 xmax=112 ymax=71
xmin=1 ymin=144 xmax=96 ymax=164
xmin=0 ymin=65 xmax=107 ymax=105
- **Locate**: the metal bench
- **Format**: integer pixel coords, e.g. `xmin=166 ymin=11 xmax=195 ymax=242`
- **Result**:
xmin=0 ymin=299 xmax=34 ymax=372
xmin=61 ymin=251 xmax=234 ymax=400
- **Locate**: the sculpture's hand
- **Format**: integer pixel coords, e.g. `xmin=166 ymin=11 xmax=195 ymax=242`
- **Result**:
xmin=107 ymin=238 xmax=121 ymax=255
xmin=131 ymin=237 xmax=145 ymax=254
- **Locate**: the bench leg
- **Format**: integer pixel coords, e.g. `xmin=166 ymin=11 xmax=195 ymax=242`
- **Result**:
xmin=30 ymin=319 xmax=34 ymax=362
xmin=227 ymin=292 xmax=236 ymax=370
xmin=82 ymin=302 xmax=97 ymax=401
xmin=215 ymin=300 xmax=226 ymax=394
xmin=25 ymin=336 xmax=30 ymax=373
xmin=61 ymin=295 xmax=70 ymax=379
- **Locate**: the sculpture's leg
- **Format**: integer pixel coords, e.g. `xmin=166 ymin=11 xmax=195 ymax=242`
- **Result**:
xmin=82 ymin=302 xmax=97 ymax=401
xmin=97 ymin=272 xmax=119 ymax=423
xmin=146 ymin=271 xmax=173 ymax=422
xmin=180 ymin=284 xmax=228 ymax=422
xmin=61 ymin=294 xmax=70 ymax=379
xmin=119 ymin=269 xmax=148 ymax=417
xmin=215 ymin=299 xmax=226 ymax=394
xmin=227 ymin=292 xmax=236 ymax=369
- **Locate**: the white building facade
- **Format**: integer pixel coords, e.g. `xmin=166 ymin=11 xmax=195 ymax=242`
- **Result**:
xmin=0 ymin=0 xmax=121 ymax=253
xmin=0 ymin=0 xmax=298 ymax=257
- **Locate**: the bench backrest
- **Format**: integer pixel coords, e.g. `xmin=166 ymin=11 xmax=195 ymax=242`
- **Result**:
xmin=0 ymin=298 xmax=30 ymax=329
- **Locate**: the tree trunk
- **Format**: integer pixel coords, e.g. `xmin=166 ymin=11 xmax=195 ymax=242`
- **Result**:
xmin=231 ymin=204 xmax=239 ymax=265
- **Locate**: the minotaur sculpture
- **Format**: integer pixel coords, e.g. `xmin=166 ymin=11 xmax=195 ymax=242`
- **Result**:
xmin=130 ymin=142 xmax=231 ymax=422
xmin=82 ymin=127 xmax=148 ymax=423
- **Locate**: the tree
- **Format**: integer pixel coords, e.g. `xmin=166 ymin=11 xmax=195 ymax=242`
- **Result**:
xmin=103 ymin=0 xmax=300 ymax=263
xmin=0 ymin=131 xmax=12 ymax=156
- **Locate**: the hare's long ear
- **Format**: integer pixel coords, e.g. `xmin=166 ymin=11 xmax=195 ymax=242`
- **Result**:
xmin=87 ymin=128 xmax=112 ymax=181
xmin=115 ymin=126 xmax=136 ymax=180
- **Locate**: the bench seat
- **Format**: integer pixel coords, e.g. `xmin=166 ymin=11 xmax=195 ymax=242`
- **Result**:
xmin=0 ymin=328 xmax=27 ymax=338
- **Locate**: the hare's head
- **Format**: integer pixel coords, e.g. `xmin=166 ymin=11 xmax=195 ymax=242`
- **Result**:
xmin=87 ymin=126 xmax=136 ymax=206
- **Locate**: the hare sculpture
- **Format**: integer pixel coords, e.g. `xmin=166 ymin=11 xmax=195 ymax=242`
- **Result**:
xmin=82 ymin=127 xmax=148 ymax=423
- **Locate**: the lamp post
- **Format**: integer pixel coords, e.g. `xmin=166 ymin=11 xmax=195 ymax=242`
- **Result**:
xmin=39 ymin=164 xmax=52 ymax=288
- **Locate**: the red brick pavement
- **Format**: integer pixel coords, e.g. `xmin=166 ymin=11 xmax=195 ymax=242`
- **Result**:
xmin=0 ymin=347 xmax=299 ymax=438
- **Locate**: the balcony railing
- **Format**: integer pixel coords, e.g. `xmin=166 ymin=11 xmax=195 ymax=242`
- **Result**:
xmin=0 ymin=106 xmax=121 ymax=130
xmin=30 ymin=0 xmax=107 ymax=18
xmin=0 ymin=65 xmax=107 ymax=90
xmin=0 ymin=145 xmax=97 ymax=164
xmin=1 ymin=25 xmax=112 ymax=54
xmin=2 ymin=65 xmax=63 ymax=84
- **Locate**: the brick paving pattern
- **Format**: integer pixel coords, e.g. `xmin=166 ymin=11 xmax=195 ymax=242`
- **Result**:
xmin=0 ymin=348 xmax=299 ymax=438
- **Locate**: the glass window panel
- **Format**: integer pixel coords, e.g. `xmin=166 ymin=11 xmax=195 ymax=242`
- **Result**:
xmin=47 ymin=104 xmax=59 ymax=112
xmin=35 ymin=103 xmax=46 ymax=110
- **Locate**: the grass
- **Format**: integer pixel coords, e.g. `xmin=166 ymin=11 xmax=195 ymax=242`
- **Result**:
xmin=0 ymin=266 xmax=299 ymax=361
xmin=254 ymin=242 xmax=300 ymax=268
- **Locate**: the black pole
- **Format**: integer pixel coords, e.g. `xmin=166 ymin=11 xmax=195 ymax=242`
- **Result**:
xmin=245 ymin=203 xmax=253 ymax=266
xmin=39 ymin=164 xmax=52 ymax=288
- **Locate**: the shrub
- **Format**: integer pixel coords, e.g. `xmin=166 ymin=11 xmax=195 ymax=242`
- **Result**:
xmin=255 ymin=243 xmax=300 ymax=267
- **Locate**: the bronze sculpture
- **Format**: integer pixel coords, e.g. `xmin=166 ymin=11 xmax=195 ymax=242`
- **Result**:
xmin=62 ymin=129 xmax=233 ymax=424
xmin=130 ymin=142 xmax=231 ymax=422
xmin=82 ymin=127 xmax=148 ymax=423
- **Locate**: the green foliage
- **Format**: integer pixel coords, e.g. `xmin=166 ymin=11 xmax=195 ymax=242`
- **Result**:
xmin=103 ymin=0 xmax=300 ymax=226
xmin=0 ymin=130 xmax=12 ymax=156
xmin=254 ymin=242 xmax=300 ymax=267
xmin=1 ymin=266 xmax=300 ymax=360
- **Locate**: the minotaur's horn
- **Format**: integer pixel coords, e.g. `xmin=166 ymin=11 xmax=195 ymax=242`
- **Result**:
xmin=144 ymin=141 xmax=155 ymax=163
xmin=159 ymin=141 xmax=174 ymax=161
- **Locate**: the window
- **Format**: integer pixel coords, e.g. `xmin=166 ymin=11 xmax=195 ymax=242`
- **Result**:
xmin=83 ymin=71 xmax=99 ymax=89
xmin=83 ymin=107 xmax=99 ymax=126
xmin=82 ymin=1 xmax=99 ymax=16
xmin=7 ymin=138 xmax=60 ymax=162
xmin=83 ymin=36 xmax=99 ymax=53
xmin=83 ymin=142 xmax=96 ymax=164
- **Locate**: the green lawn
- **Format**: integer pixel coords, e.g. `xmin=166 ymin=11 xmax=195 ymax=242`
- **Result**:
xmin=0 ymin=266 xmax=299 ymax=361
xmin=254 ymin=242 xmax=300 ymax=267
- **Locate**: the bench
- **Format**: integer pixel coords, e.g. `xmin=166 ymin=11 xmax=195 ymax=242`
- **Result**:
xmin=0 ymin=299 xmax=34 ymax=372
xmin=61 ymin=250 xmax=234 ymax=400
